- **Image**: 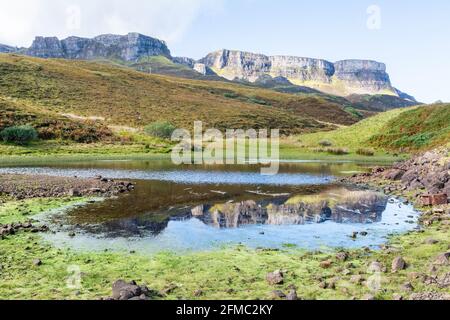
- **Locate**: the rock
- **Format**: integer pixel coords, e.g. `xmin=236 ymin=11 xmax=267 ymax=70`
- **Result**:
xmin=270 ymin=290 xmax=286 ymax=299
xmin=434 ymin=252 xmax=450 ymax=265
xmin=410 ymin=292 xmax=450 ymax=300
xmin=112 ymin=280 xmax=142 ymax=300
xmin=384 ymin=169 xmax=405 ymax=181
xmin=33 ymin=259 xmax=42 ymax=266
xmin=193 ymin=290 xmax=203 ymax=297
xmin=286 ymin=289 xmax=298 ymax=301
xmin=200 ymin=50 xmax=398 ymax=96
xmin=424 ymin=238 xmax=439 ymax=245
xmin=336 ymin=252 xmax=349 ymax=262
xmin=392 ymin=257 xmax=407 ymax=272
xmin=320 ymin=260 xmax=333 ymax=269
xmin=350 ymin=275 xmax=364 ymax=285
xmin=362 ymin=294 xmax=376 ymax=301
xmin=368 ymin=261 xmax=385 ymax=273
xmin=266 ymin=270 xmax=284 ymax=285
xmin=392 ymin=294 xmax=403 ymax=301
xmin=400 ymin=282 xmax=414 ymax=292
xmin=26 ymin=33 xmax=171 ymax=62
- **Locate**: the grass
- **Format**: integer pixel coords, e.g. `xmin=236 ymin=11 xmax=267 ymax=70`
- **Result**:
xmin=297 ymin=107 xmax=414 ymax=151
xmin=1 ymin=197 xmax=449 ymax=300
xmin=370 ymin=103 xmax=450 ymax=151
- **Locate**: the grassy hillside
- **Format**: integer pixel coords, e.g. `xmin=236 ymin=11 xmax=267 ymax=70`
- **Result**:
xmin=370 ymin=103 xmax=450 ymax=150
xmin=297 ymin=104 xmax=450 ymax=153
xmin=0 ymin=54 xmax=359 ymax=135
xmin=0 ymin=96 xmax=114 ymax=143
xmin=297 ymin=107 xmax=412 ymax=149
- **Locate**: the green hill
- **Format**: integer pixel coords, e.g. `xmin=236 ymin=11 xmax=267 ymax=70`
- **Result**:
xmin=0 ymin=54 xmax=360 ymax=136
xmin=298 ymin=104 xmax=450 ymax=152
xmin=370 ymin=103 xmax=450 ymax=150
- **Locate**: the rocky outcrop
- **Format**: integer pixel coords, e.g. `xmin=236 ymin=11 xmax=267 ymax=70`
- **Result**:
xmin=199 ymin=49 xmax=398 ymax=97
xmin=26 ymin=33 xmax=171 ymax=62
xmin=346 ymin=148 xmax=450 ymax=205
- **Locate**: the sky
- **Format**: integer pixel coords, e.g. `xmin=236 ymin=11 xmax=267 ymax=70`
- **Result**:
xmin=0 ymin=0 xmax=449 ymax=103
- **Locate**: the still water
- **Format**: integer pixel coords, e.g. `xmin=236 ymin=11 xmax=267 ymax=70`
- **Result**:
xmin=0 ymin=160 xmax=419 ymax=254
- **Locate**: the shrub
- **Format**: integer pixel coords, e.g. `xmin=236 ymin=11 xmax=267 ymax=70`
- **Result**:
xmin=356 ymin=148 xmax=375 ymax=156
xmin=0 ymin=125 xmax=38 ymax=145
xmin=326 ymin=147 xmax=349 ymax=155
xmin=224 ymin=92 xmax=239 ymax=99
xmin=144 ymin=121 xmax=176 ymax=139
xmin=318 ymin=140 xmax=333 ymax=147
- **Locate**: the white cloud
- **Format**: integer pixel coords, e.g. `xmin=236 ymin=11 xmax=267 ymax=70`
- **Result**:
xmin=0 ymin=0 xmax=224 ymax=47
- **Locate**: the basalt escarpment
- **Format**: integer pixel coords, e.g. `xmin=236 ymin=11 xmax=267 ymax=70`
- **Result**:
xmin=25 ymin=33 xmax=171 ymax=62
xmin=199 ymin=49 xmax=398 ymax=97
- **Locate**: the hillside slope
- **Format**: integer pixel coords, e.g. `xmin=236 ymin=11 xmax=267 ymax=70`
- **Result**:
xmin=370 ymin=104 xmax=450 ymax=150
xmin=0 ymin=54 xmax=360 ymax=135
xmin=298 ymin=104 xmax=450 ymax=152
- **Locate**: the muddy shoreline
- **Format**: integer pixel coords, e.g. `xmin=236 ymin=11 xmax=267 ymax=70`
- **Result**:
xmin=0 ymin=174 xmax=134 ymax=200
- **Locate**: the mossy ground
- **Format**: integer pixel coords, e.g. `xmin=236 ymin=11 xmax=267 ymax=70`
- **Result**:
xmin=0 ymin=197 xmax=449 ymax=300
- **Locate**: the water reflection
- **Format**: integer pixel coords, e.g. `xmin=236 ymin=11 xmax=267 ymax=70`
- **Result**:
xmin=63 ymin=188 xmax=387 ymax=238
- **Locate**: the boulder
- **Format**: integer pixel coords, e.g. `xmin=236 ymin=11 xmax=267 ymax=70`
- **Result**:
xmin=112 ymin=280 xmax=142 ymax=300
xmin=266 ymin=270 xmax=284 ymax=285
xmin=391 ymin=257 xmax=407 ymax=272
xmin=434 ymin=252 xmax=450 ymax=265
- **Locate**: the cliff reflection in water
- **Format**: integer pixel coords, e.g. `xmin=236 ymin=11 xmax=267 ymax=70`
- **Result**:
xmin=77 ymin=188 xmax=388 ymax=238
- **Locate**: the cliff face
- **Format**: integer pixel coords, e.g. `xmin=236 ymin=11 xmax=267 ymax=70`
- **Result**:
xmin=0 ymin=44 xmax=18 ymax=53
xmin=25 ymin=33 xmax=171 ymax=62
xmin=200 ymin=49 xmax=396 ymax=96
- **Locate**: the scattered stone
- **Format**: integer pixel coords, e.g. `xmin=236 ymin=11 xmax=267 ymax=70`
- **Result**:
xmin=350 ymin=275 xmax=364 ymax=285
xmin=266 ymin=270 xmax=284 ymax=285
xmin=193 ymin=290 xmax=203 ymax=297
xmin=336 ymin=252 xmax=349 ymax=262
xmin=410 ymin=292 xmax=450 ymax=300
xmin=32 ymin=259 xmax=42 ymax=266
xmin=392 ymin=257 xmax=407 ymax=273
xmin=320 ymin=260 xmax=333 ymax=269
xmin=434 ymin=252 xmax=450 ymax=265
xmin=400 ymin=282 xmax=414 ymax=292
xmin=360 ymin=231 xmax=368 ymax=237
xmin=270 ymin=290 xmax=286 ymax=299
xmin=392 ymin=294 xmax=403 ymax=301
xmin=286 ymin=289 xmax=298 ymax=301
xmin=111 ymin=280 xmax=153 ymax=300
xmin=368 ymin=261 xmax=385 ymax=273
xmin=362 ymin=294 xmax=376 ymax=301
xmin=424 ymin=238 xmax=439 ymax=245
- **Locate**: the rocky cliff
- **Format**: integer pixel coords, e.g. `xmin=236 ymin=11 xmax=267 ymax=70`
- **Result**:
xmin=0 ymin=44 xmax=17 ymax=53
xmin=199 ymin=49 xmax=397 ymax=97
xmin=25 ymin=33 xmax=171 ymax=62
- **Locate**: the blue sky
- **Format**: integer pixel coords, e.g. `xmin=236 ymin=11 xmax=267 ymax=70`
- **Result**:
xmin=173 ymin=0 xmax=450 ymax=103
xmin=1 ymin=0 xmax=449 ymax=102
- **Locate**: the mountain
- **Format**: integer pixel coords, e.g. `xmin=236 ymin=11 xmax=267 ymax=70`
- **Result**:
xmin=24 ymin=33 xmax=171 ymax=61
xmin=199 ymin=49 xmax=400 ymax=97
xmin=346 ymin=94 xmax=420 ymax=112
xmin=0 ymin=54 xmax=361 ymax=137
xmin=0 ymin=32 xmax=417 ymax=109
xmin=0 ymin=44 xmax=17 ymax=53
